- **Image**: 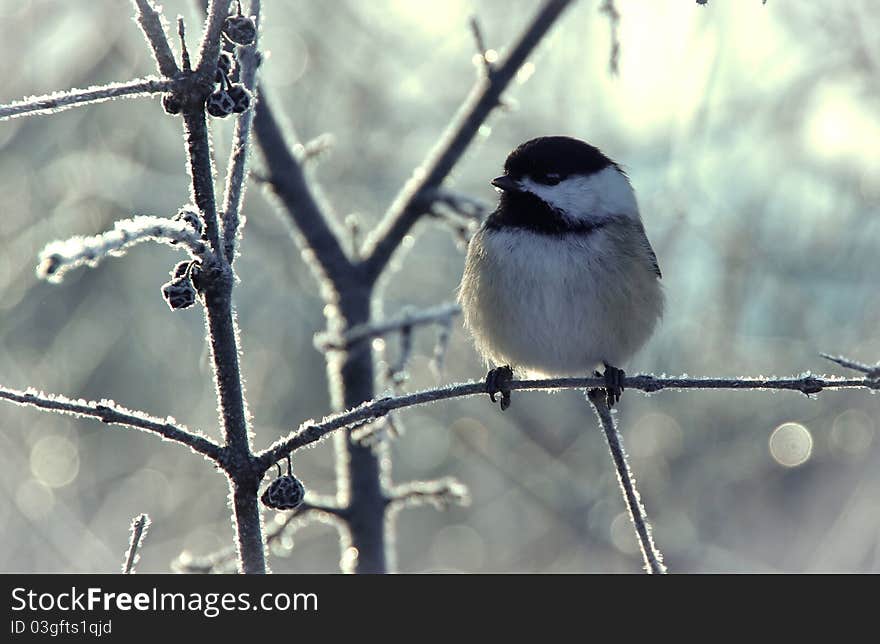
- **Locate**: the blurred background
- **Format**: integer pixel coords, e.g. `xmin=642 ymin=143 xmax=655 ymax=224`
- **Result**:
xmin=1 ymin=0 xmax=878 ymax=573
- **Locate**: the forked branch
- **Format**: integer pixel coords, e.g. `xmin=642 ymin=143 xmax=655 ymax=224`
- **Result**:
xmin=361 ymin=0 xmax=575 ymax=281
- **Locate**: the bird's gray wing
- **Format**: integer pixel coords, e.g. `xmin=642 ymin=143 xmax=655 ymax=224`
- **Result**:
xmin=634 ymin=220 xmax=662 ymax=279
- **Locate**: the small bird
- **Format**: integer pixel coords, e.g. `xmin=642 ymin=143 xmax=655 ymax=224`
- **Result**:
xmin=458 ymin=136 xmax=663 ymax=409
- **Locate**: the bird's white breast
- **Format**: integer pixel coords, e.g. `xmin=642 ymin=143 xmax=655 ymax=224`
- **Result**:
xmin=458 ymin=225 xmax=663 ymax=377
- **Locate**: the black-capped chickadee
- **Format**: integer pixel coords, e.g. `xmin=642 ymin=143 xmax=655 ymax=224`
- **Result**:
xmin=458 ymin=136 xmax=663 ymax=409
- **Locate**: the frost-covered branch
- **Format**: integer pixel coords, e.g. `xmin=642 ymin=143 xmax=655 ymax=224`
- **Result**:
xmin=386 ymin=478 xmax=470 ymax=512
xmin=133 ymin=0 xmax=179 ymax=77
xmin=221 ymin=0 xmax=261 ymax=263
xmin=316 ymin=302 xmax=461 ymax=351
xmin=0 ymin=78 xmax=174 ymax=122
xmin=821 ymin=353 xmax=880 ymax=379
xmin=257 ymin=368 xmax=880 ymax=469
xmin=195 ymin=1 xmax=234 ymax=79
xmin=361 ymin=0 xmax=575 ymax=281
xmin=588 ymin=389 xmax=665 ymax=573
xmin=35 ymin=216 xmax=206 ymax=283
xmin=0 ymin=385 xmax=221 ymax=460
xmin=122 ymin=513 xmax=151 ymax=574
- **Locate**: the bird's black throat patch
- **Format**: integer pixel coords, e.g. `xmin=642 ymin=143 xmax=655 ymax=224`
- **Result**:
xmin=483 ymin=190 xmax=607 ymax=236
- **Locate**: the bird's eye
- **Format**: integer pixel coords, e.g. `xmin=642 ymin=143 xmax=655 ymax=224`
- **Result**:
xmin=541 ymin=174 xmax=561 ymax=186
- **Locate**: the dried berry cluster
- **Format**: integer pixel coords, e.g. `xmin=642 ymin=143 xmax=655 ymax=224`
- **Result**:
xmin=206 ymin=4 xmax=256 ymax=118
xmin=162 ymin=3 xmax=255 ymax=118
xmin=161 ymin=206 xmax=206 ymax=310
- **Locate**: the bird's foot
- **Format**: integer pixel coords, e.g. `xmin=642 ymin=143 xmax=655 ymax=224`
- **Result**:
xmin=485 ymin=365 xmax=513 ymax=411
xmin=591 ymin=363 xmax=625 ymax=407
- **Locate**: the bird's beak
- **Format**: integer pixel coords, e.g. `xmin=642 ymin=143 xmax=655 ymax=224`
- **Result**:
xmin=491 ymin=175 xmax=519 ymax=192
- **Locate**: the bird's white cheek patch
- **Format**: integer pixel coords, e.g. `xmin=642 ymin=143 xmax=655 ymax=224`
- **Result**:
xmin=520 ymin=167 xmax=639 ymax=224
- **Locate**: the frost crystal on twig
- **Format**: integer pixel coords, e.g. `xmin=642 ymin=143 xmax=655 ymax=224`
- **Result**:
xmin=122 ymin=513 xmax=151 ymax=574
xmin=0 ymin=77 xmax=174 ymax=122
xmin=821 ymin=353 xmax=880 ymax=379
xmin=36 ymin=216 xmax=207 ymax=282
xmin=387 ymin=478 xmax=471 ymax=512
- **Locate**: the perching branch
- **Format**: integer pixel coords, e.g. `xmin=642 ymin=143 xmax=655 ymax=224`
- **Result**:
xmin=587 ymin=389 xmax=665 ymax=574
xmin=221 ymin=0 xmax=261 ymax=263
xmin=0 ymin=78 xmax=174 ymax=122
xmin=122 ymin=513 xmax=152 ymax=574
xmin=0 ymin=385 xmax=221 ymax=460
xmin=35 ymin=216 xmax=206 ymax=282
xmin=132 ymin=0 xmax=179 ymax=77
xmin=257 ymin=368 xmax=880 ymax=469
xmin=361 ymin=0 xmax=575 ymax=282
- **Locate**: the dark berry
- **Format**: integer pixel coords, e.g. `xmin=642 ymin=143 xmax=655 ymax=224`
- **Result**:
xmin=227 ymin=84 xmax=251 ymax=113
xmin=206 ymin=90 xmax=235 ymax=117
xmin=222 ymin=15 xmax=256 ymax=46
xmin=162 ymin=93 xmax=181 ymax=115
xmin=261 ymin=475 xmax=305 ymax=510
xmin=161 ymin=277 xmax=197 ymax=310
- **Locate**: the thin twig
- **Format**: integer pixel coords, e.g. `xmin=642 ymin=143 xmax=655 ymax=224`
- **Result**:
xmin=174 ymin=495 xmax=344 ymax=573
xmin=386 ymin=477 xmax=470 ymax=512
xmin=429 ymin=189 xmax=489 ymax=221
xmin=821 ymin=353 xmax=880 ymax=379
xmin=257 ymin=371 xmax=879 ymax=469
xmin=196 ymin=1 xmax=234 ymax=79
xmin=122 ymin=513 xmax=152 ymax=574
xmin=317 ymin=303 xmax=461 ymax=351
xmin=587 ymin=389 xmax=665 ymax=573
xmin=221 ymin=0 xmax=262 ymax=263
xmin=293 ymin=133 xmax=336 ymax=163
xmin=0 ymin=385 xmax=221 ymax=460
xmin=133 ymin=0 xmax=180 ymax=77
xmin=0 ymin=78 xmax=174 ymax=122
xmin=361 ymin=0 xmax=574 ymax=282
xmin=469 ymin=16 xmax=494 ymax=77
xmin=598 ymin=0 xmax=621 ymax=75
xmin=430 ymin=317 xmax=455 ymax=377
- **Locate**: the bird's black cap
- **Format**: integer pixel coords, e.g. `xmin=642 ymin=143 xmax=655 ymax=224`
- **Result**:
xmin=503 ymin=136 xmax=616 ymax=180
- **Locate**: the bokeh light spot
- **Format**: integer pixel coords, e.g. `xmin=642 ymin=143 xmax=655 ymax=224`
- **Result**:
xmin=340 ymin=547 xmax=359 ymax=572
xmin=30 ymin=435 xmax=79 ymax=488
xmin=830 ymin=409 xmax=873 ymax=459
xmin=769 ymin=422 xmax=813 ymax=468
